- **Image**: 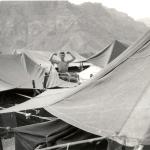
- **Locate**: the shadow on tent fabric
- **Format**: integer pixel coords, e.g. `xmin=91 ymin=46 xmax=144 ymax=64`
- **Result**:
xmin=0 ymin=113 xmax=17 ymax=128
xmin=14 ymin=119 xmax=150 ymax=150
xmin=54 ymin=137 xmax=107 ymax=150
xmin=50 ymin=127 xmax=107 ymax=150
xmin=107 ymin=140 xmax=132 ymax=150
xmin=107 ymin=140 xmax=150 ymax=150
xmin=0 ymin=109 xmax=53 ymax=129
xmin=14 ymin=119 xmax=108 ymax=150
xmin=0 ymin=140 xmax=2 ymax=150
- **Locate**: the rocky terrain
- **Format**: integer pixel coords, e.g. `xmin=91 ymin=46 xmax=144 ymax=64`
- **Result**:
xmin=0 ymin=1 xmax=148 ymax=54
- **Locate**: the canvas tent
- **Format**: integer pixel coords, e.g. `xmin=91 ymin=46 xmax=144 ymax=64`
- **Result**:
xmin=2 ymin=30 xmax=150 ymax=147
xmin=13 ymin=49 xmax=51 ymax=68
xmin=13 ymin=49 xmax=86 ymax=64
xmin=13 ymin=120 xmax=149 ymax=150
xmin=85 ymin=40 xmax=128 ymax=67
xmin=79 ymin=65 xmax=102 ymax=82
xmin=0 ymin=53 xmax=77 ymax=91
xmin=13 ymin=49 xmax=88 ymax=72
xmin=14 ymin=119 xmax=106 ymax=150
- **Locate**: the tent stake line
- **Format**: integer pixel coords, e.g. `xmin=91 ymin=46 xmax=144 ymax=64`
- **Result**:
xmin=36 ymin=137 xmax=106 ymax=150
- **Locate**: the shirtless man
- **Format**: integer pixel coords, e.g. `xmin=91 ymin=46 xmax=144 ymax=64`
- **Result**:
xmin=50 ymin=52 xmax=77 ymax=82
xmin=49 ymin=51 xmax=76 ymax=73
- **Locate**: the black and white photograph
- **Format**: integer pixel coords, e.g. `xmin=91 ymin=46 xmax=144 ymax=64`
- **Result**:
xmin=0 ymin=0 xmax=150 ymax=150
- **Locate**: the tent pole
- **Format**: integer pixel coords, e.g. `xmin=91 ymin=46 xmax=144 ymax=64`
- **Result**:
xmin=35 ymin=137 xmax=106 ymax=150
xmin=81 ymin=62 xmax=83 ymax=71
xmin=16 ymin=93 xmax=32 ymax=99
xmin=80 ymin=62 xmax=83 ymax=71
xmin=0 ymin=138 xmax=2 ymax=150
xmin=122 ymin=136 xmax=126 ymax=150
xmin=32 ymin=80 xmax=36 ymax=88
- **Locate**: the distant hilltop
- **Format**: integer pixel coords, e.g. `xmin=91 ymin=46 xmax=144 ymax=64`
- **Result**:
xmin=0 ymin=1 xmax=148 ymax=54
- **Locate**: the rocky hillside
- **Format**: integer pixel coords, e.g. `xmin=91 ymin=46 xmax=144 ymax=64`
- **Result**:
xmin=0 ymin=1 xmax=148 ymax=53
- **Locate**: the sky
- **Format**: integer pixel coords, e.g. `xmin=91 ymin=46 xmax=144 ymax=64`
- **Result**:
xmin=68 ymin=0 xmax=150 ymax=20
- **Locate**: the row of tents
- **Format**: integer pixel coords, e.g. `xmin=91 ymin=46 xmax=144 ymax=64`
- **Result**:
xmin=0 ymin=39 xmax=128 ymax=92
xmin=1 ymin=36 xmax=143 ymax=150
xmin=0 ymin=52 xmax=79 ymax=92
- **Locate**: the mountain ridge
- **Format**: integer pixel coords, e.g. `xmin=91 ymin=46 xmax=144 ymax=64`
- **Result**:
xmin=0 ymin=1 xmax=148 ymax=54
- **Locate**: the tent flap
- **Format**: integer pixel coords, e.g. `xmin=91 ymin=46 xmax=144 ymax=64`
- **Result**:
xmin=86 ymin=40 xmax=128 ymax=67
xmin=0 ymin=53 xmax=76 ymax=91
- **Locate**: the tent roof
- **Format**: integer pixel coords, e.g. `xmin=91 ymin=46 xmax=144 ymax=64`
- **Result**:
xmin=13 ymin=49 xmax=51 ymax=68
xmin=14 ymin=119 xmax=98 ymax=150
xmin=14 ymin=49 xmax=86 ymax=64
xmin=0 ymin=53 xmax=45 ymax=91
xmin=86 ymin=40 xmax=128 ymax=67
xmin=0 ymin=53 xmax=77 ymax=91
xmin=2 ymin=30 xmax=150 ymax=146
xmin=79 ymin=65 xmax=101 ymax=82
